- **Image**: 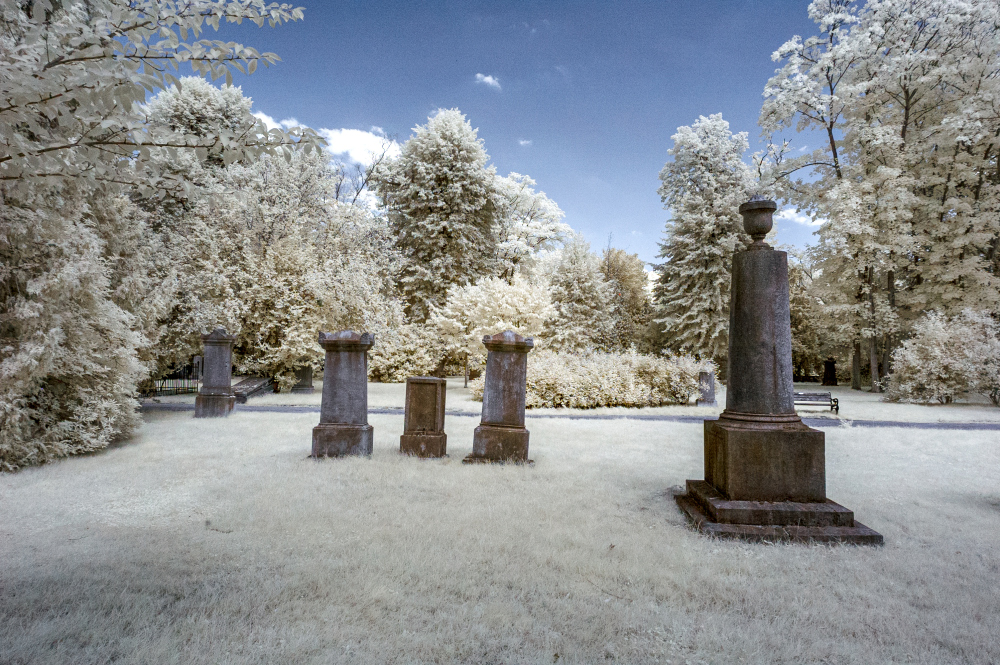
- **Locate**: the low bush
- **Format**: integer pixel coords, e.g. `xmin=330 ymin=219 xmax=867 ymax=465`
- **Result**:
xmin=367 ymin=324 xmax=443 ymax=383
xmin=887 ymin=309 xmax=1000 ymax=405
xmin=471 ymin=349 xmax=709 ymax=409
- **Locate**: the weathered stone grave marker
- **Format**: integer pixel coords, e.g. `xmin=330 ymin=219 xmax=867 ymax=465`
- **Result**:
xmin=400 ymin=377 xmax=448 ymax=458
xmin=292 ymin=366 xmax=314 ymax=393
xmin=465 ymin=331 xmax=534 ymax=463
xmin=675 ymin=199 xmax=882 ymax=544
xmin=312 ymin=330 xmax=374 ymax=458
xmin=195 ymin=328 xmax=236 ymax=418
xmin=696 ymin=371 xmax=717 ymax=407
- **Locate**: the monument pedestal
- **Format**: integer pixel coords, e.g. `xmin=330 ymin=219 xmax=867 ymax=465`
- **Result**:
xmin=400 ymin=432 xmax=447 ymax=458
xmin=311 ymin=331 xmax=374 ymax=459
xmin=195 ymin=393 xmax=235 ymax=418
xmin=312 ymin=423 xmax=373 ymax=457
xmin=676 ymin=479 xmax=883 ymax=544
xmin=463 ymin=331 xmax=534 ymax=464
xmin=469 ymin=424 xmax=529 ymax=462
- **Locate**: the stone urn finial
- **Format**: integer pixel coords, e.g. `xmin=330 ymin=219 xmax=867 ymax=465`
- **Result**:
xmin=738 ymin=198 xmax=777 ymax=248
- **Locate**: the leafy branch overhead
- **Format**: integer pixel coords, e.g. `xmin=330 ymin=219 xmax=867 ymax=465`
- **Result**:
xmin=0 ymin=0 xmax=323 ymax=195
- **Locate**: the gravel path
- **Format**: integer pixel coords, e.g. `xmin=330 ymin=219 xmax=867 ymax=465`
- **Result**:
xmin=139 ymin=402 xmax=1000 ymax=430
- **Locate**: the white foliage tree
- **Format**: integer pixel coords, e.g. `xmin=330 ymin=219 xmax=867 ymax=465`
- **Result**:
xmin=543 ymin=238 xmax=615 ymax=352
xmin=654 ymin=114 xmax=756 ymax=367
xmin=887 ymin=310 xmax=1000 ymax=405
xmin=491 ymin=172 xmax=570 ymax=281
xmin=0 ymin=0 xmax=317 ymax=470
xmin=430 ymin=274 xmax=553 ymax=383
xmin=371 ymin=108 xmax=497 ymax=321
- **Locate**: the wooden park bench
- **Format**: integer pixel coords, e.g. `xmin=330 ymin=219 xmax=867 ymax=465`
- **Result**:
xmin=793 ymin=391 xmax=839 ymax=414
xmin=233 ymin=376 xmax=273 ymax=404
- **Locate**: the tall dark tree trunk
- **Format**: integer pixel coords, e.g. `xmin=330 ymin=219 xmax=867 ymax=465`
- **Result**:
xmin=869 ymin=336 xmax=881 ymax=393
xmin=852 ymin=340 xmax=862 ymax=390
xmin=882 ymin=269 xmax=896 ymax=382
xmin=464 ymin=354 xmax=469 ymax=388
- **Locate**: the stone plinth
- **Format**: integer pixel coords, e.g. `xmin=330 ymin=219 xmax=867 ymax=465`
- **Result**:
xmin=312 ymin=331 xmax=374 ymax=458
xmin=696 ymin=371 xmax=717 ymax=407
xmin=466 ymin=331 xmax=533 ymax=463
xmin=400 ymin=377 xmax=447 ymax=458
xmin=292 ymin=366 xmax=314 ymax=394
xmin=194 ymin=328 xmax=236 ymax=418
xmin=675 ymin=199 xmax=882 ymax=545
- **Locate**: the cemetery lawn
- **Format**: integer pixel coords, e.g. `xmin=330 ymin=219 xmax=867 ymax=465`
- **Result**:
xmin=1 ymin=396 xmax=999 ymax=664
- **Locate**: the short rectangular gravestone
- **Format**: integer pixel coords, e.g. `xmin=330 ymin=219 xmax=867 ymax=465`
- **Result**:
xmin=674 ymin=199 xmax=882 ymax=545
xmin=400 ymin=377 xmax=447 ymax=458
xmin=465 ymin=331 xmax=534 ymax=464
xmin=312 ymin=330 xmax=374 ymax=458
xmin=292 ymin=366 xmax=314 ymax=393
xmin=194 ymin=328 xmax=236 ymax=418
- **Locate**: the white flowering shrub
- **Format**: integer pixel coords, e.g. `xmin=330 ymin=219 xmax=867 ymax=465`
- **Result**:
xmin=471 ymin=350 xmax=708 ymax=409
xmin=887 ymin=310 xmax=1000 ymax=405
xmin=430 ymin=274 xmax=553 ymax=365
xmin=1 ymin=193 xmax=149 ymax=472
xmin=368 ymin=325 xmax=443 ymax=383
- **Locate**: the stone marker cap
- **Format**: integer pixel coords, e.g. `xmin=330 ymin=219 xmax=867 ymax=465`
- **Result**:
xmin=738 ymin=198 xmax=777 ymax=244
xmin=201 ymin=327 xmax=236 ymax=343
xmin=318 ymin=330 xmax=375 ymax=352
xmin=482 ymin=330 xmax=534 ymax=353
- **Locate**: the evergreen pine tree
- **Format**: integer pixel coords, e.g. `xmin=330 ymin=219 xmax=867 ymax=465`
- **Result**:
xmin=654 ymin=114 xmax=754 ymax=368
xmin=372 ymin=109 xmax=497 ymax=321
xmin=544 ymin=239 xmax=615 ymax=351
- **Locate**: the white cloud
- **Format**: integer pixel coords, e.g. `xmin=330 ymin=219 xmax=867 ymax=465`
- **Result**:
xmin=254 ymin=112 xmax=399 ymax=165
xmin=518 ymin=139 xmax=533 ymax=147
xmin=475 ymin=73 xmax=501 ymax=90
xmin=253 ymin=111 xmax=299 ymax=131
xmin=318 ymin=127 xmax=400 ymax=165
xmin=775 ymin=207 xmax=824 ymax=228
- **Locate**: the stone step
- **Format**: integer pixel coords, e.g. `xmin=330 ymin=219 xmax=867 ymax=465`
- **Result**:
xmin=686 ymin=479 xmax=855 ymax=527
xmin=675 ymin=492 xmax=883 ymax=545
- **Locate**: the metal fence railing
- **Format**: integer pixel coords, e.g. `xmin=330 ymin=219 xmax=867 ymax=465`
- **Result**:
xmin=139 ymin=358 xmax=201 ymax=398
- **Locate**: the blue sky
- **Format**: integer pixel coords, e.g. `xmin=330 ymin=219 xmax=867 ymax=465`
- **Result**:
xmin=218 ymin=1 xmax=823 ymax=264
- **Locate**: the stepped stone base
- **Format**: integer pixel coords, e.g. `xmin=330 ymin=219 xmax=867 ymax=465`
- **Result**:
xmin=466 ymin=424 xmax=529 ymax=463
xmin=195 ymin=393 xmax=235 ymax=418
xmin=312 ymin=423 xmax=373 ymax=458
xmin=400 ymin=432 xmax=447 ymax=458
xmin=676 ymin=480 xmax=882 ymax=545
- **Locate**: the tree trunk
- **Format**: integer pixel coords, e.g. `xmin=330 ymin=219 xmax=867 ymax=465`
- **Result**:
xmin=852 ymin=341 xmax=862 ymax=390
xmin=464 ymin=354 xmax=469 ymax=388
xmin=869 ymin=336 xmax=881 ymax=393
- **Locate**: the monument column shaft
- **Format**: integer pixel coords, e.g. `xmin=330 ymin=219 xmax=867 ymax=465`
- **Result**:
xmin=320 ymin=350 xmax=369 ymax=425
xmin=481 ymin=351 xmax=528 ymax=427
xmin=726 ymin=249 xmax=796 ymax=416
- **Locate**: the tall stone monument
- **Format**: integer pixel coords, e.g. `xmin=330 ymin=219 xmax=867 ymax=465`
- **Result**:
xmin=400 ymin=376 xmax=448 ymax=458
xmin=675 ymin=199 xmax=882 ymax=544
xmin=465 ymin=331 xmax=534 ymax=463
xmin=194 ymin=328 xmax=236 ymax=418
xmin=312 ymin=331 xmax=374 ymax=458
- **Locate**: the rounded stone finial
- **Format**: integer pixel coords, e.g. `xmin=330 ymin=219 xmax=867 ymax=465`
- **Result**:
xmin=738 ymin=198 xmax=777 ymax=245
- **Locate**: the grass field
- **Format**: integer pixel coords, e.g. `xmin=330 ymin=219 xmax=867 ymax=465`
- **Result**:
xmin=2 ymin=391 xmax=999 ymax=664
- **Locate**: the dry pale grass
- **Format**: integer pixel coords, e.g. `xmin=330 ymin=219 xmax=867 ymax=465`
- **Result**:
xmin=1 ymin=409 xmax=999 ymax=664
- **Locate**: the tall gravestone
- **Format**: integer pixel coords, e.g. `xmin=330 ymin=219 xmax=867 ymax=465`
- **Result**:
xmin=194 ymin=328 xmax=236 ymax=418
xmin=400 ymin=377 xmax=448 ymax=458
xmin=696 ymin=371 xmax=717 ymax=407
xmin=312 ymin=331 xmax=374 ymax=458
xmin=465 ymin=331 xmax=534 ymax=463
xmin=675 ymin=199 xmax=882 ymax=544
